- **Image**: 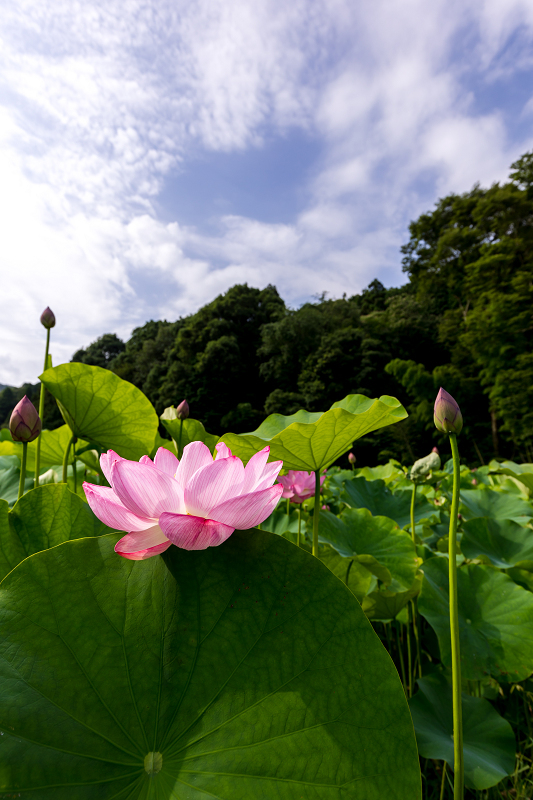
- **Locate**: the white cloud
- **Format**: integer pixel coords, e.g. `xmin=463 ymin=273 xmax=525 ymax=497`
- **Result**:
xmin=2 ymin=0 xmax=533 ymax=386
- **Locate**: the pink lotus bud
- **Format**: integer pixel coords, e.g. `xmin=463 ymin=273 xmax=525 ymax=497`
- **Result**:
xmin=176 ymin=399 xmax=189 ymax=420
xmin=348 ymin=452 xmax=356 ymax=464
xmin=434 ymin=387 xmax=463 ymax=435
xmin=321 ymin=504 xmax=331 ymax=511
xmin=9 ymin=396 xmax=42 ymax=442
xmin=40 ymin=306 xmax=56 ymax=329
xmin=472 ymin=478 xmax=478 ymax=486
xmin=432 ymin=446 xmax=439 ymax=454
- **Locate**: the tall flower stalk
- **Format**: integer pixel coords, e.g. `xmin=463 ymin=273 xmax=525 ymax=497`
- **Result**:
xmin=10 ymin=397 xmax=41 ymax=501
xmin=34 ymin=307 xmax=55 ymax=488
xmin=434 ymin=387 xmax=464 ymax=799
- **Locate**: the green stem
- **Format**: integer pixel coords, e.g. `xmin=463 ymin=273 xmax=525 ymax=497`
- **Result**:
xmin=411 ymin=599 xmax=423 ymax=679
xmin=410 ymin=480 xmax=417 ymax=544
xmin=34 ymin=328 xmax=50 ymax=488
xmin=297 ymin=506 xmax=301 ymax=548
xmin=406 ymin=613 xmax=413 ymax=698
xmin=440 ymin=762 xmax=447 ymax=800
xmin=312 ymin=469 xmax=320 ymax=557
xmin=73 ymin=458 xmax=77 ymax=494
xmin=286 ymin=498 xmax=290 ymax=517
xmin=448 ymin=432 xmax=464 ymax=799
xmin=17 ymin=442 xmax=28 ymax=502
xmin=345 ymin=559 xmax=354 ymax=586
xmin=395 ymin=621 xmax=408 ymax=695
xmin=177 ymin=418 xmax=184 ymax=460
xmin=62 ymin=435 xmax=75 ymax=484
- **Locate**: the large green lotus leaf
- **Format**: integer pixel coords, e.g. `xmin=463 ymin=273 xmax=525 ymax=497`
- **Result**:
xmin=40 ymin=363 xmax=159 ymax=460
xmin=409 ymin=673 xmax=515 ymax=790
xmin=355 ymin=461 xmax=405 ymax=485
xmin=459 ymin=486 xmax=533 ymax=525
xmin=221 ymin=394 xmax=407 ymax=471
xmin=160 ymin=408 xmax=218 ymax=454
xmin=318 ymin=507 xmax=418 ymax=590
xmin=362 ymin=574 xmax=423 ymax=621
xmin=418 ymin=557 xmax=533 ymax=681
xmin=0 ymin=484 xmax=110 ymax=581
xmin=488 ymin=459 xmax=533 ymax=493
xmin=0 ymin=455 xmax=34 ymax=507
xmin=338 ymin=477 xmax=438 ymax=529
xmin=0 ymin=531 xmax=421 ymax=799
xmin=462 ymin=517 xmax=533 ymax=570
xmin=0 ymin=426 xmax=95 ymax=477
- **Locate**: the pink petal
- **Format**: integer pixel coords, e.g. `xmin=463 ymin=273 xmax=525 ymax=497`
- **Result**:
xmin=83 ymin=483 xmax=154 ymax=531
xmin=184 ymin=456 xmax=244 ymax=517
xmin=100 ymin=450 xmax=126 ymax=485
xmin=215 ymin=442 xmax=232 ymax=460
xmin=114 ymin=524 xmax=169 ymax=553
xmin=209 ymin=484 xmax=283 ymax=529
xmin=175 ymin=441 xmax=213 ymax=488
xmin=253 ymin=460 xmax=283 ymax=492
xmin=159 ymin=513 xmax=234 ymax=550
xmin=140 ymin=455 xmax=154 ymax=467
xmin=241 ymin=447 xmax=269 ymax=493
xmin=154 ymin=447 xmax=179 ymax=475
xmin=115 ymin=539 xmax=172 ymax=561
xmin=111 ymin=460 xmax=185 ymax=519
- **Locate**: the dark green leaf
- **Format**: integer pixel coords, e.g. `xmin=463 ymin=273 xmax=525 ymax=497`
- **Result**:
xmin=459 ymin=486 xmax=533 ymax=525
xmin=338 ymin=476 xmax=438 ymax=529
xmin=461 ymin=516 xmax=533 ymax=569
xmin=0 ymin=531 xmax=421 ymax=799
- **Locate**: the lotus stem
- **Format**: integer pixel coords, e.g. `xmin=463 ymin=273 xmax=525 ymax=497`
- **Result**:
xmin=62 ymin=434 xmax=75 ymax=484
xmin=395 ymin=621 xmax=408 ymax=695
xmin=297 ymin=506 xmax=301 ymax=548
xmin=34 ymin=327 xmax=51 ymax=488
xmin=286 ymin=498 xmax=290 ymax=516
xmin=440 ymin=762 xmax=447 ymax=800
xmin=17 ymin=442 xmax=28 ymax=502
xmin=410 ymin=480 xmax=416 ymax=544
xmin=406 ymin=617 xmax=412 ymax=698
xmin=177 ymin=418 xmax=183 ymax=460
xmin=312 ymin=469 xmax=320 ymax=557
xmin=448 ymin=432 xmax=464 ymax=799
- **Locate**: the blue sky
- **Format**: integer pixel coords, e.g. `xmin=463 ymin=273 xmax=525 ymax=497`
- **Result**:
xmin=1 ymin=0 xmax=533 ymax=385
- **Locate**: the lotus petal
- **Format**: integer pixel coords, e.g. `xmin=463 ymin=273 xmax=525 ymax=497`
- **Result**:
xmin=159 ymin=513 xmax=234 ymax=550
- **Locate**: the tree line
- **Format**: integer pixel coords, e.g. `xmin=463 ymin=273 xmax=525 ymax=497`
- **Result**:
xmin=3 ymin=152 xmax=533 ymax=466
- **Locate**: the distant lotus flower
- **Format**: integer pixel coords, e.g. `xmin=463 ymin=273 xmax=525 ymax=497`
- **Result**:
xmin=176 ymin=399 xmax=189 ymax=420
xmin=40 ymin=306 xmax=56 ymax=329
xmin=277 ymin=470 xmax=326 ymax=504
xmin=84 ymin=441 xmax=283 ymax=560
xmin=9 ymin=396 xmax=42 ymax=443
xmin=434 ymin=387 xmax=463 ymax=435
xmin=348 ymin=452 xmax=356 ymax=464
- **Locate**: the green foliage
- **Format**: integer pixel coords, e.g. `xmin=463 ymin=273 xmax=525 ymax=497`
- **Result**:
xmin=461 ymin=516 xmax=533 ymax=569
xmin=222 ymin=394 xmax=407 ymax=471
xmin=418 ymin=557 xmax=533 ymax=681
xmin=160 ymin=407 xmax=218 ymax=453
xmin=40 ymin=363 xmax=159 ymax=460
xmin=409 ymin=673 xmax=516 ymax=790
xmin=72 ymin=332 xmax=126 ymax=368
xmin=336 ymin=475 xmax=437 ymax=528
xmin=0 ymin=530 xmax=422 ymax=799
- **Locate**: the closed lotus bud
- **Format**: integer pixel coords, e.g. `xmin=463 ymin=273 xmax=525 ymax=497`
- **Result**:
xmin=176 ymin=399 xmax=189 ymax=420
xmin=348 ymin=452 xmax=356 ymax=464
xmin=9 ymin=396 xmax=42 ymax=442
xmin=40 ymin=306 xmax=56 ymax=329
xmin=432 ymin=446 xmax=439 ymax=454
xmin=434 ymin=387 xmax=463 ymax=435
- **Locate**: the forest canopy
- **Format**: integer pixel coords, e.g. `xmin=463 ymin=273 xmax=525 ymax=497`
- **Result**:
xmin=3 ymin=152 xmax=533 ymax=466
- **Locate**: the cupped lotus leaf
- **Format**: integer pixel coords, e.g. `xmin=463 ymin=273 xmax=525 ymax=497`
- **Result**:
xmin=0 ymin=483 xmax=111 ymax=581
xmin=0 ymin=531 xmax=421 ymax=799
xmin=459 ymin=486 xmax=533 ymax=525
xmin=362 ymin=573 xmax=423 ymax=621
xmin=355 ymin=461 xmax=405 ymax=484
xmin=40 ymin=363 xmax=159 ymax=460
xmin=0 ymin=425 xmax=96 ymax=476
xmin=220 ymin=394 xmax=407 ymax=471
xmin=488 ymin=459 xmax=533 ymax=493
xmin=418 ymin=557 xmax=533 ymax=681
xmin=409 ymin=673 xmax=515 ymax=790
xmin=337 ymin=476 xmax=438 ymax=529
xmin=160 ymin=408 xmax=218 ymax=454
xmin=461 ymin=517 xmax=533 ymax=569
xmin=507 ymin=568 xmax=533 ymax=592
xmin=0 ymin=455 xmax=33 ymax=506
xmin=318 ymin=507 xmax=418 ymax=590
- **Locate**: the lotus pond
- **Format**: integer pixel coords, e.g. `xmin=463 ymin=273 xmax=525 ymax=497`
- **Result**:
xmin=0 ymin=358 xmax=532 ymax=799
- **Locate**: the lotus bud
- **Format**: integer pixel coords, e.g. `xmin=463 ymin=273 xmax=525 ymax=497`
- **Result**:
xmin=348 ymin=452 xmax=356 ymax=464
xmin=432 ymin=446 xmax=439 ymax=454
xmin=176 ymin=399 xmax=189 ymax=420
xmin=434 ymin=387 xmax=463 ymax=435
xmin=40 ymin=306 xmax=56 ymax=329
xmin=9 ymin=396 xmax=42 ymax=442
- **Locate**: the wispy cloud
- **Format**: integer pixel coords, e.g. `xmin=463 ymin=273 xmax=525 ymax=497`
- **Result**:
xmin=1 ymin=0 xmax=533 ymax=384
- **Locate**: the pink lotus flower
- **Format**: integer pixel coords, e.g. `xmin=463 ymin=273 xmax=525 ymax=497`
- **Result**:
xmin=277 ymin=470 xmax=326 ymax=504
xmin=83 ymin=441 xmax=283 ymax=560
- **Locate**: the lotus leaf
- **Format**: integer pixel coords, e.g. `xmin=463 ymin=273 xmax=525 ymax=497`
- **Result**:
xmin=459 ymin=486 xmax=533 ymax=525
xmin=461 ymin=517 xmax=533 ymax=569
xmin=338 ymin=476 xmax=438 ymax=529
xmin=0 ymin=530 xmax=421 ymax=799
